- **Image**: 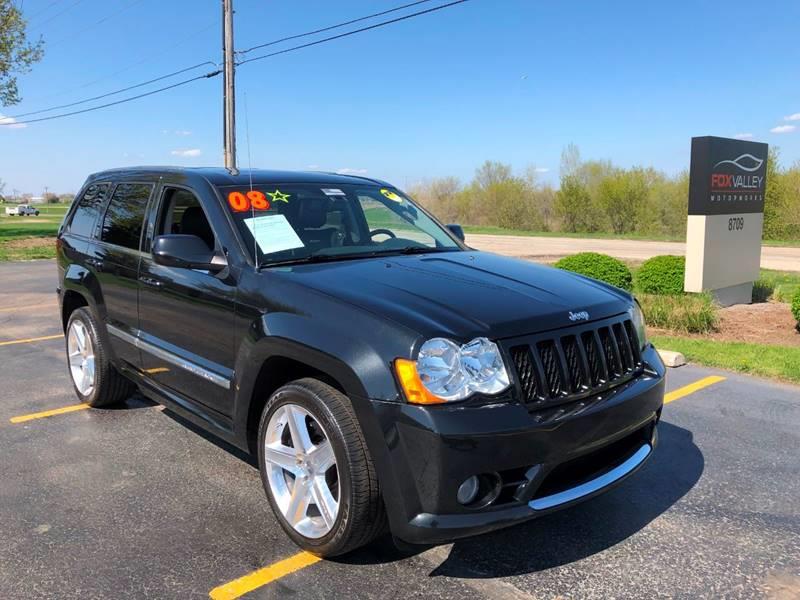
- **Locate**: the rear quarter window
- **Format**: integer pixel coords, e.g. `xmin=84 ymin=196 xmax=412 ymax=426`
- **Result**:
xmin=100 ymin=183 xmax=154 ymax=250
xmin=66 ymin=183 xmax=110 ymax=238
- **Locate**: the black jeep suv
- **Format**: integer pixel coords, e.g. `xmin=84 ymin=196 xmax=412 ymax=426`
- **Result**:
xmin=56 ymin=167 xmax=665 ymax=556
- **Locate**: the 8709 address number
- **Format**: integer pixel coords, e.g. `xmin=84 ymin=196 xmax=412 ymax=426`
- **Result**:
xmin=728 ymin=217 xmax=744 ymax=231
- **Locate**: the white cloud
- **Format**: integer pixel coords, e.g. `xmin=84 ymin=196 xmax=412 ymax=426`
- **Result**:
xmin=336 ymin=168 xmax=368 ymax=175
xmin=171 ymin=148 xmax=202 ymax=157
xmin=306 ymin=164 xmax=320 ymax=170
xmin=175 ymin=130 xmax=192 ymax=136
xmin=734 ymin=133 xmax=754 ymax=139
xmin=0 ymin=113 xmax=26 ymax=129
xmin=770 ymin=124 xmax=796 ymax=134
xmin=534 ymin=167 xmax=550 ymax=173
xmin=784 ymin=113 xmax=800 ymax=121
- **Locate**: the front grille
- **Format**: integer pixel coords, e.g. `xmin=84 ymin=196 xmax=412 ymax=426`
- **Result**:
xmin=510 ymin=316 xmax=642 ymax=409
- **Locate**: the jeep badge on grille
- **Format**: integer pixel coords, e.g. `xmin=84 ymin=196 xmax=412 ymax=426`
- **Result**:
xmin=568 ymin=311 xmax=590 ymax=322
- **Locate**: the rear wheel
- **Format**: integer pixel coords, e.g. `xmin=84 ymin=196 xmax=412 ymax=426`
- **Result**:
xmin=66 ymin=307 xmax=134 ymax=407
xmin=258 ymin=378 xmax=386 ymax=556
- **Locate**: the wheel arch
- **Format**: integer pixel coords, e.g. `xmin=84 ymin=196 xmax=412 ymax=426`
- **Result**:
xmin=236 ymin=341 xmax=368 ymax=455
xmin=61 ymin=289 xmax=89 ymax=331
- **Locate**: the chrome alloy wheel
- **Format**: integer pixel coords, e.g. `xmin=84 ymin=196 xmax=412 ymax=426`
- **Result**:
xmin=67 ymin=319 xmax=95 ymax=396
xmin=264 ymin=404 xmax=340 ymax=539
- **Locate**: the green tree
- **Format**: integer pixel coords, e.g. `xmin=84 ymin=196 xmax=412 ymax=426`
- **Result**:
xmin=474 ymin=160 xmax=512 ymax=189
xmin=555 ymin=175 xmax=593 ymax=232
xmin=763 ymin=147 xmax=792 ymax=240
xmin=597 ymin=169 xmax=648 ymax=234
xmin=1 ymin=0 xmax=44 ymax=106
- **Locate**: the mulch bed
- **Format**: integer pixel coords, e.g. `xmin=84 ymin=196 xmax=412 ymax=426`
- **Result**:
xmin=653 ymin=302 xmax=800 ymax=347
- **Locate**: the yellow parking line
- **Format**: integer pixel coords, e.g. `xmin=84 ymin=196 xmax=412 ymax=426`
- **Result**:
xmin=664 ymin=375 xmax=726 ymax=404
xmin=209 ymin=552 xmax=322 ymax=600
xmin=10 ymin=403 xmax=89 ymax=424
xmin=0 ymin=333 xmax=63 ymax=347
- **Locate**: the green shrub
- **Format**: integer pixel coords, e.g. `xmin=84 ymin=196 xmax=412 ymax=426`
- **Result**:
xmin=638 ymin=292 xmax=718 ymax=334
xmin=555 ymin=252 xmax=633 ymax=291
xmin=636 ymin=255 xmax=685 ymax=295
xmin=792 ymin=288 xmax=800 ymax=327
xmin=752 ymin=278 xmax=775 ymax=303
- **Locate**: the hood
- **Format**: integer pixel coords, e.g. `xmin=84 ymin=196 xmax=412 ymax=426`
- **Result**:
xmin=279 ymin=251 xmax=633 ymax=341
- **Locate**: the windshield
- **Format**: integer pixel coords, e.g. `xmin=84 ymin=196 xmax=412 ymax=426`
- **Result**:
xmin=216 ymin=183 xmax=462 ymax=266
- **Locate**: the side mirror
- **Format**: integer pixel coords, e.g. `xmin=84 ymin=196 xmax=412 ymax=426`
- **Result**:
xmin=152 ymin=234 xmax=227 ymax=272
xmin=446 ymin=223 xmax=465 ymax=242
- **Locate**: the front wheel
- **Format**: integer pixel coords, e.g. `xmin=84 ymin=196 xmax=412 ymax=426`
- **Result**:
xmin=257 ymin=378 xmax=386 ymax=556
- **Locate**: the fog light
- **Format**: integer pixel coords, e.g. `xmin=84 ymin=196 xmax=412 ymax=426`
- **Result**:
xmin=457 ymin=475 xmax=480 ymax=505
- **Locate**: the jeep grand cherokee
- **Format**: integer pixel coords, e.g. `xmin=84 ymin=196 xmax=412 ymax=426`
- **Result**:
xmin=56 ymin=167 xmax=665 ymax=556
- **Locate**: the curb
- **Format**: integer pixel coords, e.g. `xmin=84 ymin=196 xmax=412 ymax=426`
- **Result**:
xmin=658 ymin=349 xmax=686 ymax=368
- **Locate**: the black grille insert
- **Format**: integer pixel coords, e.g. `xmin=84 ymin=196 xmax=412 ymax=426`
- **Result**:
xmin=537 ymin=340 xmax=564 ymax=398
xmin=510 ymin=317 xmax=643 ymax=408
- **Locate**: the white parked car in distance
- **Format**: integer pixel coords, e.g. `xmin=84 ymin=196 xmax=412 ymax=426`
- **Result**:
xmin=4 ymin=204 xmax=40 ymax=216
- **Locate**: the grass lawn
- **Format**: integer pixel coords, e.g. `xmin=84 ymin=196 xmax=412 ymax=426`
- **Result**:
xmin=0 ymin=204 xmax=67 ymax=261
xmin=652 ymin=335 xmax=800 ymax=384
xmin=757 ymin=269 xmax=800 ymax=303
xmin=462 ymin=224 xmax=800 ymax=247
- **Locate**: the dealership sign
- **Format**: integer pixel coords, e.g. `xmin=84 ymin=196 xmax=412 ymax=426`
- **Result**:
xmin=684 ymin=136 xmax=768 ymax=305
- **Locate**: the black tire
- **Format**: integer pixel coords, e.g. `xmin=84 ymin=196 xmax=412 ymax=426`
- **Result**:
xmin=257 ymin=378 xmax=387 ymax=556
xmin=66 ymin=307 xmax=135 ymax=407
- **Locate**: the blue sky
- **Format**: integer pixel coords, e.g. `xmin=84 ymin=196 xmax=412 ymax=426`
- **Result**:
xmin=2 ymin=0 xmax=799 ymax=194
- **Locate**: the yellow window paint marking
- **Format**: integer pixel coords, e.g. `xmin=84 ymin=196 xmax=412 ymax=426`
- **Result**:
xmin=0 ymin=333 xmax=63 ymax=347
xmin=664 ymin=375 xmax=726 ymax=404
xmin=10 ymin=403 xmax=89 ymax=424
xmin=209 ymin=552 xmax=322 ymax=600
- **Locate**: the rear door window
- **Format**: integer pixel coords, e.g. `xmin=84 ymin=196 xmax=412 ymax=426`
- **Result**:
xmin=67 ymin=183 xmax=110 ymax=238
xmin=100 ymin=183 xmax=154 ymax=250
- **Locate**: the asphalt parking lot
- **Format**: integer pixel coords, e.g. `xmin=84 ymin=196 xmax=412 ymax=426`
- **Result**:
xmin=1 ymin=260 xmax=799 ymax=599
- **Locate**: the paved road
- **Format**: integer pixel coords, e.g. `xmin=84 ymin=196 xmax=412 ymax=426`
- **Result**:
xmin=1 ymin=261 xmax=798 ymax=599
xmin=466 ymin=233 xmax=800 ymax=271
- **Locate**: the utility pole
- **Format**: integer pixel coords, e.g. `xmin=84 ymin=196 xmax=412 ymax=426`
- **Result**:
xmin=222 ymin=0 xmax=237 ymax=172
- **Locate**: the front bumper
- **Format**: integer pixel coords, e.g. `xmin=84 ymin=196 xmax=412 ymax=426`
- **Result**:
xmin=364 ymin=344 xmax=666 ymax=545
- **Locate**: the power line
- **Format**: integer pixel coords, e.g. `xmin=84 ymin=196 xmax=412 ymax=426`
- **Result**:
xmin=20 ymin=21 xmax=217 ymax=105
xmin=24 ymin=0 xmax=64 ymax=22
xmin=1 ymin=0 xmax=472 ymax=127
xmin=8 ymin=0 xmax=450 ymax=119
xmin=46 ymin=0 xmax=149 ymax=48
xmin=8 ymin=0 xmax=440 ymax=119
xmin=27 ymin=0 xmax=83 ymax=30
xmin=236 ymin=0 xmax=436 ymax=56
xmin=237 ymin=0 xmax=471 ymax=66
xmin=1 ymin=69 xmax=221 ymax=126
xmin=9 ymin=61 xmax=217 ymax=118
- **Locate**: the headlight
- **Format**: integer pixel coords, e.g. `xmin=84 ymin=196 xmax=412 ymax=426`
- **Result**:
xmin=630 ymin=300 xmax=648 ymax=350
xmin=395 ymin=337 xmax=511 ymax=404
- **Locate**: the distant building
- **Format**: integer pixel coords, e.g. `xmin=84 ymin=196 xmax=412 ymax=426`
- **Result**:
xmin=29 ymin=196 xmax=45 ymax=204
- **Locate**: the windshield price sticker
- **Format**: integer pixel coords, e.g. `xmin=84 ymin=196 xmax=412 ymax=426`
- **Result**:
xmin=228 ymin=190 xmax=271 ymax=212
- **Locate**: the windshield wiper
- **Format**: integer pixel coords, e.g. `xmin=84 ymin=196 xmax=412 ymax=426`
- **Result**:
xmin=259 ymin=247 xmax=458 ymax=269
xmin=397 ymin=246 xmax=458 ymax=255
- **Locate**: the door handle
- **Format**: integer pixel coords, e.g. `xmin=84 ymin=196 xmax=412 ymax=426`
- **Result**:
xmin=86 ymin=258 xmax=103 ymax=270
xmin=139 ymin=276 xmax=163 ymax=288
